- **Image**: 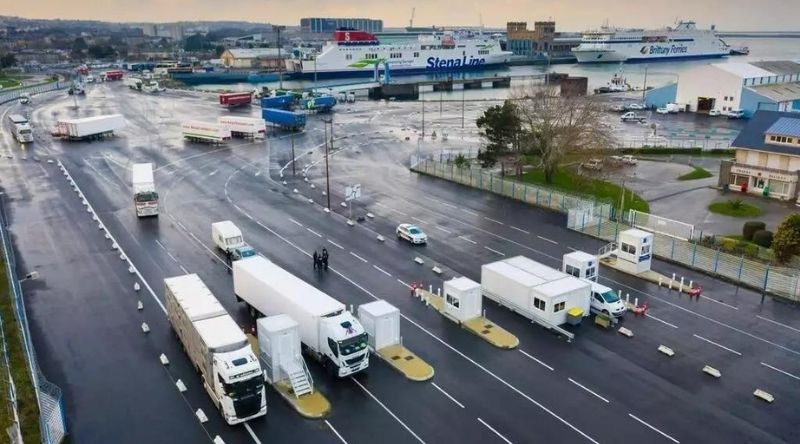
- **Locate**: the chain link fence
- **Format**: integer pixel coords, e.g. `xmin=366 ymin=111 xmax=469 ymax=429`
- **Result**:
xmin=0 ymin=81 xmax=66 ymax=106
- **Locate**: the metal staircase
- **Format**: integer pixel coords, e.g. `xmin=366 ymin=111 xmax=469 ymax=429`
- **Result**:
xmin=598 ymin=242 xmax=617 ymax=259
xmin=283 ymin=360 xmax=313 ymax=398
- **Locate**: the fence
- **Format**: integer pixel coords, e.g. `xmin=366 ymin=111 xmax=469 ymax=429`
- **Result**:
xmin=0 ymin=195 xmax=67 ymax=443
xmin=616 ymin=136 xmax=733 ymax=151
xmin=0 ymin=81 xmax=66 ymax=106
xmin=567 ymin=208 xmax=800 ymax=301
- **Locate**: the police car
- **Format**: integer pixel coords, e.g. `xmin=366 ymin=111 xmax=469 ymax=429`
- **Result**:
xmin=396 ymin=223 xmax=427 ymax=245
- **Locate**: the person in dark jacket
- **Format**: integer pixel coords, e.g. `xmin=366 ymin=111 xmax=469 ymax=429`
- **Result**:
xmin=313 ymin=250 xmax=319 ymax=270
xmin=321 ymin=248 xmax=329 ymax=270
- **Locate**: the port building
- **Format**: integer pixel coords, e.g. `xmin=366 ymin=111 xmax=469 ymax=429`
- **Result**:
xmin=219 ymin=48 xmax=284 ymax=69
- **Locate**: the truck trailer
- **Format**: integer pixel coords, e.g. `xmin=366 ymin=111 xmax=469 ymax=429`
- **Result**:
xmin=219 ymin=92 xmax=253 ymax=108
xmin=217 ymin=116 xmax=266 ymax=139
xmin=260 ymin=95 xmax=295 ymax=110
xmin=101 ymin=70 xmax=124 ymax=81
xmin=302 ymin=95 xmax=337 ymax=112
xmin=165 ymin=274 xmax=267 ymax=425
xmin=262 ymin=109 xmax=305 ymax=131
xmin=233 ymin=256 xmax=369 ymax=377
xmin=182 ymin=121 xmax=231 ymax=144
xmin=54 ymin=114 xmax=125 ymax=141
xmin=8 ymin=114 xmax=33 ymax=143
xmin=132 ymin=163 xmax=158 ymax=217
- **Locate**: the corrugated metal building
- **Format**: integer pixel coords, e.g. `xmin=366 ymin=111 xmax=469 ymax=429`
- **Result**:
xmin=220 ymin=48 xmax=284 ymax=69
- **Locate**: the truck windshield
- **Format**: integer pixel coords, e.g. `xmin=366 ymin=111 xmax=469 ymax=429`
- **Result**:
xmin=223 ymin=373 xmax=264 ymax=399
xmin=601 ymin=290 xmax=620 ymax=303
xmin=134 ymin=191 xmax=159 ymax=203
xmin=19 ymin=129 xmax=31 ymax=135
xmin=338 ymin=333 xmax=368 ymax=356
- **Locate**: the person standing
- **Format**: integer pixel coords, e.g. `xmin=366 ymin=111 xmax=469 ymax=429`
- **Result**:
xmin=321 ymin=248 xmax=329 ymax=271
xmin=313 ymin=250 xmax=319 ymax=270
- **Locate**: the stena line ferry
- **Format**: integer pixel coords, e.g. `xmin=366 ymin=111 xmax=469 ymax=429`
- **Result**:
xmin=571 ymin=21 xmax=730 ymax=63
xmin=285 ymin=29 xmax=512 ymax=78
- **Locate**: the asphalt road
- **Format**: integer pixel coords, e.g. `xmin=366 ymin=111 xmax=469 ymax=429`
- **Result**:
xmin=1 ymin=82 xmax=798 ymax=444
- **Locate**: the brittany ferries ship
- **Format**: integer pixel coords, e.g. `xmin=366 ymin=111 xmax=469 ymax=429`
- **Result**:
xmin=572 ymin=21 xmax=729 ymax=63
xmin=285 ymin=29 xmax=512 ymax=78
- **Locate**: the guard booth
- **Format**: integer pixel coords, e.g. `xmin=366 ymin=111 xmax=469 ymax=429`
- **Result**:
xmin=562 ymin=251 xmax=598 ymax=282
xmin=615 ymin=229 xmax=653 ymax=274
xmin=442 ymin=277 xmax=483 ymax=322
xmin=257 ymin=315 xmax=313 ymax=397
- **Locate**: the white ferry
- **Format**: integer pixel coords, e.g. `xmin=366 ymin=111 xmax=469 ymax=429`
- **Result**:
xmin=572 ymin=21 xmax=729 ymax=63
xmin=285 ymin=29 xmax=512 ymax=78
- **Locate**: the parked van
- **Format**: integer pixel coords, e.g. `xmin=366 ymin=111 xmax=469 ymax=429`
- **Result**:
xmin=589 ymin=282 xmax=627 ymax=318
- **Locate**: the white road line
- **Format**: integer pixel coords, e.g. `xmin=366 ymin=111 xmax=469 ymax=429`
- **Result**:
xmin=167 ymin=252 xmax=178 ymax=263
xmin=154 ymin=239 xmax=167 ymax=251
xmin=461 ymin=208 xmax=479 ymax=216
xmin=349 ymin=252 xmax=368 ymax=263
xmin=760 ymin=362 xmax=800 ymax=381
xmin=397 ymin=279 xmax=412 ymax=289
xmin=628 ymin=413 xmax=680 ymax=444
xmin=244 ymin=423 xmax=262 ymax=444
xmin=306 ymin=227 xmax=322 ymax=238
xmin=440 ymin=201 xmax=458 ymax=209
xmin=289 ymin=218 xmax=304 ymax=227
xmin=699 ymin=295 xmax=738 ymax=310
xmin=692 ymin=334 xmax=742 ymax=356
xmin=208 ymin=169 xmax=218 ymax=176
xmin=484 ymin=246 xmax=505 ymax=256
xmin=325 ymin=420 xmax=348 ymax=444
xmin=351 ymin=378 xmax=426 ymax=444
xmin=536 ymin=235 xmax=558 ymax=245
xmin=519 ymin=350 xmax=554 ymax=371
xmin=567 ymin=246 xmax=578 ymax=251
xmin=412 ymin=217 xmax=429 ymax=225
xmin=435 ymin=226 xmax=452 ymax=234
xmin=484 ymin=216 xmax=504 ymax=225
xmin=509 ymin=225 xmax=530 ymax=234
xmin=374 ymin=202 xmax=389 ymax=208
xmin=477 ymin=418 xmax=513 ymax=444
xmin=372 ymin=264 xmax=391 ymax=277
xmin=179 ymin=265 xmax=189 ymax=274
xmin=431 ymin=382 xmax=465 ymax=409
xmin=645 ymin=313 xmax=679 ymax=329
xmin=328 ymin=239 xmax=344 ymax=250
xmin=458 ymin=235 xmax=477 ymax=245
xmin=568 ymin=378 xmax=610 ymax=403
xmin=757 ymin=315 xmax=800 ymax=334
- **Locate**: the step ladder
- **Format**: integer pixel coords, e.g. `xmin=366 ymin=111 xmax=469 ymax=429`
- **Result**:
xmin=283 ymin=361 xmax=313 ymax=398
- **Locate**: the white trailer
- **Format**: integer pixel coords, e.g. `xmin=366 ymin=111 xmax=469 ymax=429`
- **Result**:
xmin=124 ymin=77 xmax=142 ymax=90
xmin=54 ymin=114 xmax=125 ymax=141
xmin=233 ymin=256 xmax=369 ymax=377
xmin=182 ymin=121 xmax=231 ymax=144
xmin=218 ymin=116 xmax=266 ymax=139
xmin=164 ymin=274 xmax=266 ymax=424
xmin=132 ymin=163 xmax=158 ymax=217
xmin=8 ymin=114 xmax=33 ymax=143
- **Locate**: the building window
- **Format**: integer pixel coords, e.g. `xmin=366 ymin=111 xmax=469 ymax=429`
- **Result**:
xmin=621 ymin=242 xmax=636 ymax=254
xmin=413 ymin=52 xmax=419 ymax=57
xmin=345 ymin=54 xmax=352 ymax=60
xmin=554 ymin=301 xmax=566 ymax=312
xmin=565 ymin=264 xmax=580 ymax=277
xmin=445 ymin=293 xmax=460 ymax=309
xmin=770 ymin=135 xmax=777 ymax=141
xmin=534 ymin=297 xmax=546 ymax=311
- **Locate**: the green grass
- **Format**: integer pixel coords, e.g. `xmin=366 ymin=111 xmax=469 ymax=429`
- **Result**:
xmin=0 ymin=75 xmax=24 ymax=89
xmin=0 ymin=251 xmax=41 ymax=442
xmin=519 ymin=168 xmax=650 ymax=213
xmin=708 ymin=200 xmax=763 ymax=217
xmin=677 ymin=166 xmax=713 ymax=181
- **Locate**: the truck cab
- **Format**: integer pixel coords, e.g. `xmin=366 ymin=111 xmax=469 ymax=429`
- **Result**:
xmin=231 ymin=245 xmax=256 ymax=261
xmin=212 ymin=348 xmax=267 ymax=425
xmin=319 ymin=312 xmax=370 ymax=377
xmin=589 ymin=282 xmax=626 ymax=318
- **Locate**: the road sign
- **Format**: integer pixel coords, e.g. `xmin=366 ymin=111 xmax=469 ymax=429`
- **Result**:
xmin=345 ymin=184 xmax=361 ymax=201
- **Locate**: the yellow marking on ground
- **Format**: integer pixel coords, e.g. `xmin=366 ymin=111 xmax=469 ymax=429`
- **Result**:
xmin=376 ymin=344 xmax=435 ymax=381
xmin=273 ymin=381 xmax=331 ymax=419
xmin=462 ymin=317 xmax=520 ymax=349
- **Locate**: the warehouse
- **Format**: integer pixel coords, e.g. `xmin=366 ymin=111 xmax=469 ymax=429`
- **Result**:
xmin=219 ymin=48 xmax=284 ymax=69
xmin=646 ymin=60 xmax=800 ymax=117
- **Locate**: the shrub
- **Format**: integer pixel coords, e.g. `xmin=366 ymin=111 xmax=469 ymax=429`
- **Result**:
xmin=742 ymin=221 xmax=766 ymax=241
xmin=752 ymin=230 xmax=774 ymax=248
xmin=772 ymin=213 xmax=800 ymax=263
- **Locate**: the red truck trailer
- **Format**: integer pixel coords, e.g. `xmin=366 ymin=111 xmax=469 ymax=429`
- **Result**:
xmin=219 ymin=92 xmax=253 ymax=108
xmin=101 ymin=70 xmax=125 ymax=81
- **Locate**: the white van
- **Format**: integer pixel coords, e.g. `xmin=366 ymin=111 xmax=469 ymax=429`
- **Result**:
xmin=589 ymin=282 xmax=626 ymax=318
xmin=212 ymin=221 xmax=244 ymax=253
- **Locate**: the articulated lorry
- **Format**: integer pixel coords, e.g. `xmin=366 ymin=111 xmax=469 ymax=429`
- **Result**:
xmin=217 ymin=116 xmax=266 ymax=139
xmin=212 ymin=221 xmax=255 ymax=261
xmin=182 ymin=121 xmax=231 ymax=144
xmin=219 ymin=92 xmax=253 ymax=108
xmin=262 ymin=109 xmax=305 ymax=131
xmin=8 ymin=114 xmax=33 ymax=143
xmin=233 ymin=256 xmax=370 ymax=377
xmin=302 ymin=95 xmax=337 ymax=112
xmin=53 ymin=114 xmax=125 ymax=141
xmin=260 ymin=95 xmax=295 ymax=110
xmin=132 ymin=163 xmax=158 ymax=217
xmin=165 ymin=274 xmax=267 ymax=425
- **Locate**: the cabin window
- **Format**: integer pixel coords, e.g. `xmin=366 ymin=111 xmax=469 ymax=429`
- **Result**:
xmin=345 ymin=54 xmax=352 ymax=60
xmin=534 ymin=297 xmax=546 ymax=311
xmin=413 ymin=52 xmax=419 ymax=57
xmin=328 ymin=338 xmax=339 ymax=357
xmin=621 ymin=242 xmax=636 ymax=255
xmin=565 ymin=264 xmax=580 ymax=277
xmin=554 ymin=302 xmax=566 ymax=312
xmin=445 ymin=293 xmax=461 ymax=309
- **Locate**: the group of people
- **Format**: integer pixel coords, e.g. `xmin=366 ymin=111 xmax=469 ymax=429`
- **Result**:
xmin=313 ymin=248 xmax=329 ymax=271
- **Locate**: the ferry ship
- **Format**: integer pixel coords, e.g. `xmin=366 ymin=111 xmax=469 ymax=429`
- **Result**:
xmin=285 ymin=29 xmax=512 ymax=78
xmin=572 ymin=21 xmax=729 ymax=63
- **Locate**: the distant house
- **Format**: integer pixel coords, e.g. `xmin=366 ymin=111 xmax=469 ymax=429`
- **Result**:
xmin=720 ymin=110 xmax=800 ymax=203
xmin=219 ymin=48 xmax=284 ymax=69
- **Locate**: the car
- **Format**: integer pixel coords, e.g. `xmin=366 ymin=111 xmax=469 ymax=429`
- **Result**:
xmin=396 ymin=223 xmax=427 ymax=244
xmin=621 ymin=155 xmax=638 ymax=165
xmin=580 ymin=158 xmax=603 ymax=171
xmin=627 ymin=103 xmax=645 ymax=110
xmin=724 ymin=109 xmax=745 ymax=119
xmin=708 ymin=109 xmax=721 ymax=117
xmin=656 ymin=107 xmax=669 ymax=114
xmin=590 ymin=283 xmax=627 ymax=318
xmin=611 ymin=104 xmax=627 ymax=112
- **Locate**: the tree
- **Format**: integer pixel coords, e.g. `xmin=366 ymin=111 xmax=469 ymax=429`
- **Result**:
xmin=184 ymin=34 xmax=208 ymax=52
xmin=475 ymin=100 xmax=520 ymax=168
xmin=0 ymin=53 xmax=17 ymax=68
xmin=214 ymin=45 xmax=226 ymax=57
xmin=72 ymin=37 xmax=88 ymax=52
xmin=454 ymin=154 xmax=469 ymax=169
xmin=771 ymin=213 xmax=800 ymax=263
xmin=88 ymin=44 xmax=115 ymax=59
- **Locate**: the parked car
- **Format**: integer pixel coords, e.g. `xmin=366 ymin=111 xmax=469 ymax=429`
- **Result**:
xmin=627 ymin=103 xmax=646 ymax=110
xmin=723 ymin=109 xmax=745 ymax=119
xmin=620 ymin=111 xmax=646 ymax=123
xmin=18 ymin=93 xmax=30 ymax=105
xmin=656 ymin=107 xmax=669 ymax=114
xmin=581 ymin=158 xmax=603 ymax=171
xmin=708 ymin=109 xmax=721 ymax=117
xmin=396 ymin=224 xmax=427 ymax=244
xmin=611 ymin=104 xmax=627 ymax=112
xmin=621 ymin=155 xmax=638 ymax=165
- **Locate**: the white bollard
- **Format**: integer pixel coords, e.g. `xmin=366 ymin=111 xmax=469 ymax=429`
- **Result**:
xmin=658 ymin=276 xmax=663 ymax=287
xmin=437 ymin=288 xmax=441 ymax=297
xmin=128 ymin=266 xmax=135 ymax=274
xmin=634 ymin=297 xmax=638 ymax=307
xmin=689 ymin=280 xmax=693 ymax=290
xmin=141 ymin=322 xmax=150 ymax=333
xmin=134 ymin=282 xmax=141 ymax=292
xmin=137 ymin=300 xmax=143 ymax=310
xmin=626 ymin=293 xmax=630 ymax=304
xmin=159 ymin=353 xmax=169 ymax=365
xmin=679 ymin=277 xmax=685 ymax=292
xmin=429 ymin=284 xmax=433 ymax=293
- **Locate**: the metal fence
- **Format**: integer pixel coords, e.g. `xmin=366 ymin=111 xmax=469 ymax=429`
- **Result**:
xmin=0 ymin=195 xmax=67 ymax=443
xmin=567 ymin=208 xmax=800 ymax=301
xmin=0 ymin=81 xmax=66 ymax=106
xmin=616 ymin=136 xmax=733 ymax=151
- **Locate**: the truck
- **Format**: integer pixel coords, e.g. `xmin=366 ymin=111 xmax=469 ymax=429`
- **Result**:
xmin=260 ymin=95 xmax=295 ymax=110
xmin=217 ymin=116 xmax=266 ymax=139
xmin=132 ymin=163 xmax=158 ymax=217
xmin=302 ymin=95 xmax=336 ymax=112
xmin=211 ymin=221 xmax=256 ymax=261
xmin=165 ymin=274 xmax=267 ymax=425
xmin=262 ymin=109 xmax=305 ymax=131
xmin=8 ymin=114 xmax=33 ymax=143
xmin=142 ymin=81 xmax=165 ymax=93
xmin=233 ymin=255 xmax=369 ymax=377
xmin=182 ymin=121 xmax=231 ymax=144
xmin=219 ymin=92 xmax=253 ymax=108
xmin=620 ymin=111 xmax=646 ymax=123
xmin=124 ymin=77 xmax=143 ymax=90
xmin=53 ymin=114 xmax=125 ymax=141
xmin=18 ymin=93 xmax=31 ymax=105
xmin=100 ymin=70 xmax=124 ymax=81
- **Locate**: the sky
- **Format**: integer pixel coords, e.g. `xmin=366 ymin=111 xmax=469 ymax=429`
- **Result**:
xmin=2 ymin=0 xmax=799 ymax=31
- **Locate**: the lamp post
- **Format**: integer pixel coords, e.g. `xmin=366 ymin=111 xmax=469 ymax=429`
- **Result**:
xmin=322 ymin=117 xmax=333 ymax=210
xmin=273 ymin=25 xmax=286 ymax=90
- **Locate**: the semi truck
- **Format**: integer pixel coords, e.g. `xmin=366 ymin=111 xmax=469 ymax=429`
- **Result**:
xmin=219 ymin=92 xmax=253 ymax=108
xmin=132 ymin=163 xmax=158 ymax=217
xmin=211 ymin=221 xmax=256 ymax=261
xmin=53 ymin=114 xmax=125 ymax=141
xmin=124 ymin=77 xmax=143 ymax=90
xmin=260 ymin=95 xmax=295 ymax=110
xmin=217 ymin=116 xmax=266 ymax=139
xmin=142 ymin=81 xmax=165 ymax=93
xmin=302 ymin=96 xmax=336 ymax=112
xmin=100 ymin=70 xmax=124 ymax=81
xmin=182 ymin=121 xmax=231 ymax=144
xmin=165 ymin=274 xmax=267 ymax=425
xmin=262 ymin=109 xmax=305 ymax=131
xmin=233 ymin=256 xmax=370 ymax=377
xmin=8 ymin=114 xmax=33 ymax=143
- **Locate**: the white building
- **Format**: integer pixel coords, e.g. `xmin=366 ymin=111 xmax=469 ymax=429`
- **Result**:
xmin=220 ymin=48 xmax=284 ymax=69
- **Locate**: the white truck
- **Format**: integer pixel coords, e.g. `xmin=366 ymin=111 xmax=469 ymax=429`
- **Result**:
xmin=165 ymin=274 xmax=267 ymax=425
xmin=620 ymin=111 xmax=646 ymax=123
xmin=233 ymin=256 xmax=370 ymax=377
xmin=53 ymin=114 xmax=125 ymax=141
xmin=217 ymin=116 xmax=266 ymax=139
xmin=132 ymin=163 xmax=158 ymax=217
xmin=8 ymin=114 xmax=33 ymax=143
xmin=182 ymin=121 xmax=231 ymax=144
xmin=124 ymin=77 xmax=143 ymax=90
xmin=142 ymin=80 xmax=165 ymax=93
xmin=211 ymin=221 xmax=256 ymax=261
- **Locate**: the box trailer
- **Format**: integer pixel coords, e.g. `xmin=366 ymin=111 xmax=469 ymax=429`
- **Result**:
xmin=262 ymin=109 xmax=305 ymax=131
xmin=260 ymin=95 xmax=295 ymax=110
xmin=302 ymin=95 xmax=336 ymax=112
xmin=132 ymin=163 xmax=158 ymax=217
xmin=182 ymin=121 xmax=231 ymax=144
xmin=233 ymin=256 xmax=369 ymax=377
xmin=165 ymin=274 xmax=266 ymax=424
xmin=219 ymin=92 xmax=253 ymax=108
xmin=101 ymin=70 xmax=124 ymax=81
xmin=217 ymin=116 xmax=266 ymax=139
xmin=54 ymin=114 xmax=125 ymax=141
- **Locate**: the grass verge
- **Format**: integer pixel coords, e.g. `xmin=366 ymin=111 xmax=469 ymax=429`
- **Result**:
xmin=708 ymin=200 xmax=763 ymax=217
xmin=0 ymin=75 xmax=24 ymax=89
xmin=677 ymin=166 xmax=713 ymax=181
xmin=519 ymin=168 xmax=650 ymax=213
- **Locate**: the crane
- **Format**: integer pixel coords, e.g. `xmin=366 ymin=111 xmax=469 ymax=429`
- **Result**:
xmin=409 ymin=7 xmax=415 ymax=28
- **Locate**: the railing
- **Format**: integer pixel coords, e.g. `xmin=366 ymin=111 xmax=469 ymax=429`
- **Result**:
xmin=0 ymin=81 xmax=67 ymax=106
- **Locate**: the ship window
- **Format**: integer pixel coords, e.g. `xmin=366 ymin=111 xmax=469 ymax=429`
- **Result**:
xmin=345 ymin=54 xmax=352 ymax=60
xmin=413 ymin=52 xmax=419 ymax=57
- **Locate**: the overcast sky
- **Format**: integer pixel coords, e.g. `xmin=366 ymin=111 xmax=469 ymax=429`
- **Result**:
xmin=3 ymin=0 xmax=798 ymax=31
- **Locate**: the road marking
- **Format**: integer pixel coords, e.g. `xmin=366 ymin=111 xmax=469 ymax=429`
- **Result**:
xmin=372 ymin=264 xmax=391 ymax=277
xmin=179 ymin=265 xmax=189 ymax=274
xmin=306 ymin=228 xmax=322 ymax=238
xmin=351 ymin=378 xmax=426 ymax=444
xmin=289 ymin=218 xmax=303 ymax=227
xmin=628 ymin=413 xmax=680 ymax=444
xmin=645 ymin=313 xmax=679 ymax=329
xmin=458 ymin=235 xmax=477 ymax=245
xmin=435 ymin=226 xmax=452 ymax=234
xmin=484 ymin=246 xmax=505 ymax=256
xmin=699 ymin=295 xmax=738 ymax=310
xmin=325 ymin=419 xmax=348 ymax=444
xmin=461 ymin=208 xmax=479 ymax=216
xmin=412 ymin=217 xmax=429 ymax=225
xmin=568 ymin=378 xmax=610 ymax=403
xmin=484 ymin=216 xmax=504 ymax=225
xmin=519 ymin=350 xmax=554 ymax=371
xmin=509 ymin=225 xmax=530 ymax=234
xmin=208 ymin=169 xmax=218 ymax=176
xmin=567 ymin=246 xmax=578 ymax=251
xmin=431 ymin=382 xmax=465 ymax=409
xmin=167 ymin=252 xmax=178 ymax=263
xmin=155 ymin=239 xmax=167 ymax=251
xmin=244 ymin=423 xmax=262 ymax=444
xmin=328 ymin=239 xmax=344 ymax=250
xmin=760 ymin=362 xmax=800 ymax=381
xmin=693 ymin=334 xmax=742 ymax=356
xmin=757 ymin=315 xmax=800 ymax=334
xmin=477 ymin=418 xmax=513 ymax=444
xmin=349 ymin=252 xmax=368 ymax=263
xmin=397 ymin=279 xmax=412 ymax=289
xmin=536 ymin=235 xmax=558 ymax=245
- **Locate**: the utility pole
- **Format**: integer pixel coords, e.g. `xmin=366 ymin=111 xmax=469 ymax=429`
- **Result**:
xmin=421 ymin=91 xmax=425 ymax=139
xmin=323 ymin=117 xmax=333 ymax=210
xmin=273 ymin=25 xmax=286 ymax=90
xmin=461 ymin=86 xmax=465 ymax=129
xmin=291 ymin=131 xmax=296 ymax=176
xmin=642 ymin=65 xmax=648 ymax=104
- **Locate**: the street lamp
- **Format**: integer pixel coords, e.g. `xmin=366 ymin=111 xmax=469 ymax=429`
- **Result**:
xmin=273 ymin=25 xmax=286 ymax=90
xmin=322 ymin=117 xmax=333 ymax=210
